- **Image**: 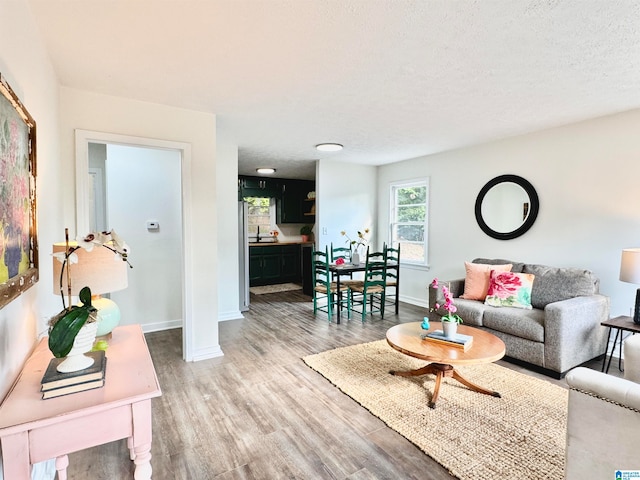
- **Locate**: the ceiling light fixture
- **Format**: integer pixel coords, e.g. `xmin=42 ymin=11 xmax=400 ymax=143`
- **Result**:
xmin=256 ymin=168 xmax=276 ymax=174
xmin=316 ymin=143 xmax=343 ymax=152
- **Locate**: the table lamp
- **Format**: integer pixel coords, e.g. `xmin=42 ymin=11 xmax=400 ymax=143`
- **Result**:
xmin=53 ymin=241 xmax=129 ymax=336
xmin=619 ymin=248 xmax=640 ymax=325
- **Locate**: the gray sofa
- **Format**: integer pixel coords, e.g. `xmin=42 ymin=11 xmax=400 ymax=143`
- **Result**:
xmin=428 ymin=258 xmax=610 ymax=378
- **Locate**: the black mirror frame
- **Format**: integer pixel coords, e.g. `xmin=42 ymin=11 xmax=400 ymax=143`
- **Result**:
xmin=474 ymin=174 xmax=539 ymax=240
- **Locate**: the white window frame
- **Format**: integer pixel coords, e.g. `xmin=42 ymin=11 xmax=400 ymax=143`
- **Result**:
xmin=389 ymin=178 xmax=429 ymax=266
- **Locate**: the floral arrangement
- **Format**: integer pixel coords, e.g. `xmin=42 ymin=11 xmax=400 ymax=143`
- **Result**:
xmin=430 ymin=278 xmax=463 ymax=324
xmin=48 ymin=229 xmax=131 ymax=358
xmin=341 ymin=228 xmax=370 ymax=255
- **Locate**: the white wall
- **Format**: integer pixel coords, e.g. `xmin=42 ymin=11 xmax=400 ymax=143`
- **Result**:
xmin=59 ymin=87 xmax=221 ymax=361
xmin=106 ymin=144 xmax=183 ymax=332
xmin=215 ymin=127 xmax=243 ymax=321
xmin=0 ymin=0 xmax=65 ymax=477
xmin=378 ymin=108 xmax=640 ymax=315
xmin=316 ymin=160 xmax=377 ymax=254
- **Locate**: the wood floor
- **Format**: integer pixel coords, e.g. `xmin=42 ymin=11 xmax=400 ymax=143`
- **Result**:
xmin=65 ymin=290 xmax=616 ymax=479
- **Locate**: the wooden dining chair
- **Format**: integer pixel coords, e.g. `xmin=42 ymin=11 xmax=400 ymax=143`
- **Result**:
xmin=384 ymin=243 xmax=401 ymax=314
xmin=348 ymin=247 xmax=387 ymax=321
xmin=330 ymin=242 xmax=352 ymax=263
xmin=312 ymin=246 xmax=350 ymax=321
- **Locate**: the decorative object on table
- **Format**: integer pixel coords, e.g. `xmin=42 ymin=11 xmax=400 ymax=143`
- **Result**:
xmin=48 ymin=285 xmax=98 ymax=372
xmin=335 ymin=257 xmax=345 ymax=266
xmin=340 ymin=228 xmax=370 ymax=266
xmin=52 ymin=229 xmax=131 ymax=337
xmin=421 ymin=317 xmax=430 ymax=330
xmin=0 ymin=72 xmax=39 ymax=310
xmin=484 ymin=270 xmax=535 ymax=309
xmin=41 ymin=350 xmax=107 ymax=399
xmin=620 ymin=248 xmax=640 ymax=324
xmin=269 ymin=230 xmax=279 ymax=242
xmin=429 ymin=278 xmax=462 ymax=337
xmin=300 ymin=224 xmax=313 ymax=243
xmin=422 ymin=329 xmax=474 ymax=351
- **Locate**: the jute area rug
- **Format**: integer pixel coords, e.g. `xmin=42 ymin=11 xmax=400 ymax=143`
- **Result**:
xmin=249 ymin=283 xmax=302 ymax=295
xmin=303 ymin=340 xmax=567 ymax=480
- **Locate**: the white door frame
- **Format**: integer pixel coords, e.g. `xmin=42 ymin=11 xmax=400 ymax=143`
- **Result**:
xmin=75 ymin=129 xmax=194 ymax=361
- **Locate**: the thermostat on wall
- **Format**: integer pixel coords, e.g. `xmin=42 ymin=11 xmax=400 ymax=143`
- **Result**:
xmin=146 ymin=221 xmax=160 ymax=231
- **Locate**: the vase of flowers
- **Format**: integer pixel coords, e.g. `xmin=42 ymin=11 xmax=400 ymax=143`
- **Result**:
xmin=341 ymin=228 xmax=370 ymax=265
xmin=430 ymin=278 xmax=463 ymax=338
xmin=49 ymin=228 xmax=131 ymax=371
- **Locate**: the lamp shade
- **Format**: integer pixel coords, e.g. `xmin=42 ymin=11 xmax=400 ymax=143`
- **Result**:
xmin=52 ymin=242 xmax=128 ymax=296
xmin=620 ymin=248 xmax=640 ymax=284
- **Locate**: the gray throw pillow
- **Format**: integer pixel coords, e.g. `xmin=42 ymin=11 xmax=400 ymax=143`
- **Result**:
xmin=522 ymin=264 xmax=597 ymax=309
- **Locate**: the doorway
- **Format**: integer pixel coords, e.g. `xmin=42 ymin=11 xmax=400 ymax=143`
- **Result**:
xmin=75 ymin=130 xmax=194 ymax=360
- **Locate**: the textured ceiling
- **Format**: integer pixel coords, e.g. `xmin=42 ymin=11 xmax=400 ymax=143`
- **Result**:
xmin=28 ymin=0 xmax=640 ymax=180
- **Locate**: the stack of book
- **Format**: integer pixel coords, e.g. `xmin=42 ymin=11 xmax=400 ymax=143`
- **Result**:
xmin=40 ymin=350 xmax=107 ymax=399
xmin=422 ymin=330 xmax=474 ymax=351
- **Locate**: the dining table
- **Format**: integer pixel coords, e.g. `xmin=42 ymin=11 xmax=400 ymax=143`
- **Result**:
xmin=328 ymin=261 xmax=398 ymax=323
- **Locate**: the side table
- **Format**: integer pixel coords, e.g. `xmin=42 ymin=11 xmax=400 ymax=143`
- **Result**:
xmin=0 ymin=324 xmax=162 ymax=480
xmin=600 ymin=315 xmax=640 ymax=373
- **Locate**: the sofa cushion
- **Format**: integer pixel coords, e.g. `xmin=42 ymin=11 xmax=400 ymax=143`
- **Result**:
xmin=485 ymin=271 xmax=535 ymax=309
xmin=483 ymin=307 xmax=545 ymax=343
xmin=522 ymin=264 xmax=598 ymax=309
xmin=472 ymin=258 xmax=525 ymax=273
xmin=451 ymin=298 xmax=488 ymax=326
xmin=460 ymin=261 xmax=513 ymax=300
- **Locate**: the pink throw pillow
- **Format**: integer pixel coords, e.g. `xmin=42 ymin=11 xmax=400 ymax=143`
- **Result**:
xmin=460 ymin=262 xmax=513 ymax=301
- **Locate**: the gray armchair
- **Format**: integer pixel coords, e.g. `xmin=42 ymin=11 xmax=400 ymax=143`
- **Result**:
xmin=564 ymin=334 xmax=640 ymax=479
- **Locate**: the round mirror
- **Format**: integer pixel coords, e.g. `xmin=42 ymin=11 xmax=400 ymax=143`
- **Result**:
xmin=474 ymin=175 xmax=539 ymax=240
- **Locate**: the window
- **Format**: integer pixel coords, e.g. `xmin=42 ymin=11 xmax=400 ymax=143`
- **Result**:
xmin=246 ymin=197 xmax=272 ymax=236
xmin=389 ymin=179 xmax=429 ymax=265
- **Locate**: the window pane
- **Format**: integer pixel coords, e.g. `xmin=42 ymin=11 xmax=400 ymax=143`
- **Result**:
xmin=396 ymin=186 xmax=427 ymax=205
xmin=246 ymin=197 xmax=272 ymax=235
xmin=399 ymin=242 xmax=425 ymax=263
xmin=397 ymin=205 xmax=426 ymax=222
xmin=397 ymin=224 xmax=424 ymax=242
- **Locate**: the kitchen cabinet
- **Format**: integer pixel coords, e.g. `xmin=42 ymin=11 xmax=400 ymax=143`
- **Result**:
xmin=249 ymin=244 xmax=302 ymax=286
xmin=277 ymin=179 xmax=315 ymax=224
xmin=239 ymin=175 xmax=282 ymax=199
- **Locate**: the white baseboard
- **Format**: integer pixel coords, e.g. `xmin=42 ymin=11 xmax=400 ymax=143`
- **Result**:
xmin=398 ymin=294 xmax=428 ymax=309
xmin=218 ymin=309 xmax=245 ymax=322
xmin=190 ymin=344 xmax=224 ymax=362
xmin=140 ymin=319 xmax=182 ymax=333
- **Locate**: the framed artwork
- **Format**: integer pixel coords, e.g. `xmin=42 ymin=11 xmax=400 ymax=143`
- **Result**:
xmin=0 ymin=73 xmax=38 ymax=309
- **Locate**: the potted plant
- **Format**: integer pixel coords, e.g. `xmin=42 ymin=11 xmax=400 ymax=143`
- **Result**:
xmin=430 ymin=278 xmax=463 ymax=338
xmin=300 ymin=225 xmax=313 ymax=242
xmin=48 ymin=229 xmax=131 ymax=371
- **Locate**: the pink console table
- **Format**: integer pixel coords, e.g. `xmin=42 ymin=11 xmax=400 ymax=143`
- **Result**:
xmin=0 ymin=324 xmax=162 ymax=479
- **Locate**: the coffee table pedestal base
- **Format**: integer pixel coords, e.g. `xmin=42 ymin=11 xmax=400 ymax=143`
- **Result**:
xmin=390 ymin=362 xmax=501 ymax=408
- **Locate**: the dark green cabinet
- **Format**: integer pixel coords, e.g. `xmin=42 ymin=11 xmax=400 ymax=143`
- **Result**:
xmin=249 ymin=245 xmax=301 ymax=286
xmin=239 ymin=176 xmax=282 ymax=199
xmin=277 ymin=179 xmax=315 ymax=224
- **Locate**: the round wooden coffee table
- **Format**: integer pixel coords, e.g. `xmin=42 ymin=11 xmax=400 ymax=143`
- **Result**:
xmin=386 ymin=322 xmax=506 ymax=408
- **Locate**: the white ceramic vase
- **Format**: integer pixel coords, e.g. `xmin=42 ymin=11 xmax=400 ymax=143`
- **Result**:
xmin=351 ymin=252 xmax=360 ymax=266
xmin=56 ymin=321 xmax=98 ymax=373
xmin=442 ymin=321 xmax=458 ymax=339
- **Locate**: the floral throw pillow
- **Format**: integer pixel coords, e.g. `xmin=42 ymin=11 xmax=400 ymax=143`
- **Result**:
xmin=484 ymin=270 xmax=535 ymax=309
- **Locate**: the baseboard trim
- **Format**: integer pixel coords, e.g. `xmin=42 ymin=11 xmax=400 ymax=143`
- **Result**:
xmin=218 ymin=310 xmax=245 ymax=322
xmin=140 ymin=319 xmax=182 ymax=333
xmin=190 ymin=344 xmax=224 ymax=362
xmin=398 ymin=294 xmax=428 ymax=309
